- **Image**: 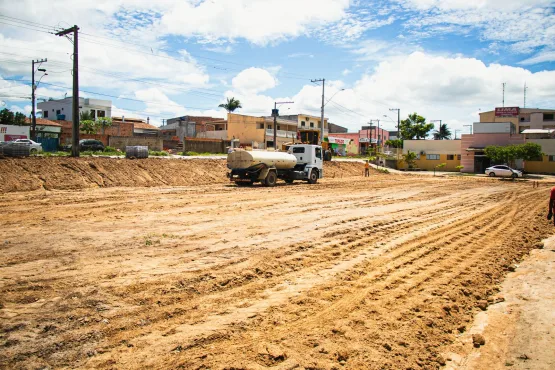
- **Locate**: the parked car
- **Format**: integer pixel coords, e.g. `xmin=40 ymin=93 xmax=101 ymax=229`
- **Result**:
xmin=63 ymin=139 xmax=105 ymax=152
xmin=13 ymin=139 xmax=43 ymax=154
xmin=485 ymin=165 xmax=523 ymax=178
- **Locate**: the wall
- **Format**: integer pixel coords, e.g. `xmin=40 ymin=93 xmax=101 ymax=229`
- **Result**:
xmin=527 ymin=139 xmax=555 ymax=155
xmin=109 ymin=136 xmax=163 ymax=151
xmin=524 ymin=157 xmax=555 ymax=174
xmin=399 ymin=154 xmax=462 ymax=171
xmin=0 ymin=125 xmax=30 ymax=141
xmin=403 ymin=140 xmax=461 ymax=155
xmin=227 ymin=113 xmax=266 ymax=145
xmin=183 ymin=138 xmax=224 ymax=153
xmin=58 ymin=120 xmax=133 ymax=144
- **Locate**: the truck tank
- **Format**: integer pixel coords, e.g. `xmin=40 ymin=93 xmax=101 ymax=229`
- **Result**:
xmin=227 ymin=150 xmax=297 ymax=170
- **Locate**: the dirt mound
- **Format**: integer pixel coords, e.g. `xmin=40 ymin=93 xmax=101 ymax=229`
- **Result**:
xmin=0 ymin=157 xmax=367 ymax=193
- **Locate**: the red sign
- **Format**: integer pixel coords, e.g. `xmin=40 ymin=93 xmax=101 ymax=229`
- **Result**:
xmin=495 ymin=107 xmax=519 ymax=117
xmin=5 ymin=134 xmax=27 ymax=141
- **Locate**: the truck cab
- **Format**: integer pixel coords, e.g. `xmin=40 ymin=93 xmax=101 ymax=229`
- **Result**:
xmin=288 ymin=144 xmax=323 ymax=180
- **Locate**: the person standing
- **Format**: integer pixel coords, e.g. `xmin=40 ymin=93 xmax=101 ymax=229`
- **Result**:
xmin=548 ymin=186 xmax=555 ymax=225
xmin=364 ymin=160 xmax=370 ymax=177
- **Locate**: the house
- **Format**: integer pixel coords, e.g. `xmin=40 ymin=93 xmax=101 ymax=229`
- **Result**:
xmin=133 ymin=121 xmax=160 ymax=136
xmin=38 ymin=97 xmax=112 ymax=121
xmin=401 ymin=140 xmax=462 ymax=171
xmin=331 ymin=127 xmax=390 ymax=155
xmin=159 ymin=116 xmax=224 ymax=140
xmin=279 ymin=113 xmax=330 ymax=138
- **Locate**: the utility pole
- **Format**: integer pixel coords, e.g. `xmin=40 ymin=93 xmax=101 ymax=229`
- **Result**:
xmin=389 ymin=108 xmax=400 ymax=159
xmin=31 ymin=58 xmax=47 ymax=141
xmin=502 ymin=82 xmax=506 ymax=107
xmin=272 ymin=101 xmax=293 ymax=150
xmin=369 ymin=120 xmax=374 ymax=155
xmin=56 ymin=25 xmax=80 ymax=157
xmin=524 ymin=82 xmax=528 ymax=108
xmin=311 ymin=78 xmax=325 ymax=144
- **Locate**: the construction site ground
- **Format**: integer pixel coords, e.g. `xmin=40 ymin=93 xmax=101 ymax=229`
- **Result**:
xmin=0 ymin=158 xmax=554 ymax=369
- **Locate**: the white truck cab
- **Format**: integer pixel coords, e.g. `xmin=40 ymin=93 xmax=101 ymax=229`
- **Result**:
xmin=288 ymin=144 xmax=324 ymax=180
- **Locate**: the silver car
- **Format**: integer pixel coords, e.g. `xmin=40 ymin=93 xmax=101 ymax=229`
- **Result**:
xmin=485 ymin=165 xmax=522 ymax=178
xmin=13 ymin=139 xmax=43 ymax=154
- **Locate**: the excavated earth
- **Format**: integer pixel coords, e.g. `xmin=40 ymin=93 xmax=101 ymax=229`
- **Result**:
xmin=0 ymin=157 xmax=553 ymax=369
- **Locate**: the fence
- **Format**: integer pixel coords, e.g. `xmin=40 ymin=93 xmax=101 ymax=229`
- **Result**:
xmin=109 ymin=136 xmax=163 ymax=151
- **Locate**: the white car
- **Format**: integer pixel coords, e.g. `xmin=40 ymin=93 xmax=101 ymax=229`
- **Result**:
xmin=13 ymin=139 xmax=43 ymax=154
xmin=485 ymin=165 xmax=522 ymax=178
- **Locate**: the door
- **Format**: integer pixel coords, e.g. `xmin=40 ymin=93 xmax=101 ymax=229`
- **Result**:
xmin=36 ymin=137 xmax=59 ymax=152
xmin=314 ymin=147 xmax=323 ymax=169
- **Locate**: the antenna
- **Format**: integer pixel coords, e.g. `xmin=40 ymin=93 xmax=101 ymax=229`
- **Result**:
xmin=502 ymin=82 xmax=506 ymax=107
xmin=524 ymin=82 xmax=528 ymax=108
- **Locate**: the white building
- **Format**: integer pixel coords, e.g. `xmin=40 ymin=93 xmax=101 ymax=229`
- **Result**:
xmin=37 ymin=97 xmax=112 ymax=121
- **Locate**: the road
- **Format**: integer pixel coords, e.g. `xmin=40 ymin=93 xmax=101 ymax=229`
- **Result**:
xmin=0 ymin=175 xmax=552 ymax=369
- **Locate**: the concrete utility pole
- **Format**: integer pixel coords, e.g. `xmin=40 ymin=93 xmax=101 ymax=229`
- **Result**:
xmin=502 ymin=82 xmax=506 ymax=107
xmin=272 ymin=101 xmax=293 ymax=150
xmin=389 ymin=108 xmax=400 ymax=159
xmin=56 ymin=25 xmax=80 ymax=157
xmin=31 ymin=58 xmax=47 ymax=141
xmin=311 ymin=78 xmax=325 ymax=144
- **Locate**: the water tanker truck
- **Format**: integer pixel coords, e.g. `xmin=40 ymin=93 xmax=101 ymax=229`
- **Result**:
xmin=227 ymin=144 xmax=323 ymax=186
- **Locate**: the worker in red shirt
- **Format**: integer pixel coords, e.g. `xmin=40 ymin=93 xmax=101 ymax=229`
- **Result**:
xmin=548 ymin=186 xmax=555 ymax=223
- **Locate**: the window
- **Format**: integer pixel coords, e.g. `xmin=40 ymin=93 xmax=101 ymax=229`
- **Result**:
xmin=268 ymin=125 xmax=272 ymax=129
xmin=310 ymin=122 xmax=314 ymax=128
xmin=528 ymin=155 xmax=543 ymax=162
xmin=426 ymin=154 xmax=440 ymax=160
xmin=258 ymin=123 xmax=264 ymax=129
xmin=301 ymin=121 xmax=305 ymax=127
xmin=457 ymin=154 xmax=461 ymax=160
xmin=315 ymin=147 xmax=322 ymax=159
xmin=549 ymin=156 xmax=555 ymax=162
xmin=447 ymin=154 xmax=455 ymax=160
xmin=277 ymin=125 xmax=281 ymax=130
xmin=544 ymin=113 xmax=554 ymax=121
xmin=90 ymin=109 xmax=96 ymax=119
xmin=97 ymin=110 xmax=105 ymax=118
xmin=43 ymin=111 xmax=48 ymax=118
xmin=305 ymin=117 xmax=309 ymax=121
xmin=56 ymin=109 xmax=61 ymax=115
xmin=61 ymin=108 xmax=64 ymax=111
xmin=292 ymin=147 xmax=305 ymax=153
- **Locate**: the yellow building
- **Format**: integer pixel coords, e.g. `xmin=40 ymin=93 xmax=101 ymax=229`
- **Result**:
xmin=279 ymin=113 xmax=329 ymax=138
xmin=204 ymin=113 xmax=298 ymax=149
xmin=523 ymin=138 xmax=555 ymax=174
xmin=400 ymin=140 xmax=462 ymax=171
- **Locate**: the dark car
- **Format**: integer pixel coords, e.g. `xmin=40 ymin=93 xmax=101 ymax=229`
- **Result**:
xmin=79 ymin=139 xmax=105 ymax=152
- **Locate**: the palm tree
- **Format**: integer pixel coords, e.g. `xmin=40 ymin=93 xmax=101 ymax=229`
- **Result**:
xmin=218 ymin=97 xmax=242 ymax=113
xmin=433 ymin=123 xmax=452 ymax=140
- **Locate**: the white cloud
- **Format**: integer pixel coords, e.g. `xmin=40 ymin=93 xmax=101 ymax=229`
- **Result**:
xmin=519 ymin=50 xmax=555 ymax=65
xmin=342 ymin=69 xmax=352 ymax=76
xmin=288 ymin=53 xmax=314 ymax=59
xmin=232 ymin=68 xmax=277 ymax=94
xmin=159 ymin=0 xmax=350 ymax=45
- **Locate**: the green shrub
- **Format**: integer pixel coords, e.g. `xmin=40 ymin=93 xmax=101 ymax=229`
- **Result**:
xmin=104 ymin=146 xmax=117 ymax=152
xmin=149 ymin=150 xmax=170 ymax=156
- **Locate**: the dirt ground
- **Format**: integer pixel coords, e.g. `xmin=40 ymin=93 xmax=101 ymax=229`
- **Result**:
xmin=0 ymin=161 xmax=553 ymax=369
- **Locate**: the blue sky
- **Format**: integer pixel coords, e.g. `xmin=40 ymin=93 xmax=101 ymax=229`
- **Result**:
xmin=1 ymin=0 xmax=554 ymax=133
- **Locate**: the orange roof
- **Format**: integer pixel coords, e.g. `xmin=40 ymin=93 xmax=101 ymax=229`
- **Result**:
xmin=25 ymin=118 xmax=62 ymax=127
xmin=133 ymin=122 xmax=160 ymax=130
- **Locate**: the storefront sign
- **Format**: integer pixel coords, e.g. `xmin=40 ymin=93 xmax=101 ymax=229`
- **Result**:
xmin=359 ymin=137 xmax=377 ymax=144
xmin=495 ymin=107 xmax=519 ymax=117
xmin=328 ymin=137 xmax=351 ymax=145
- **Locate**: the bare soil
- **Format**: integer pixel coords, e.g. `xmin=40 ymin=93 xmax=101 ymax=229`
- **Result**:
xmin=0 ymin=161 xmax=553 ymax=369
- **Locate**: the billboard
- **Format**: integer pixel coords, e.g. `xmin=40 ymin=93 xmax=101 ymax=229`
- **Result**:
xmin=328 ymin=137 xmax=351 ymax=145
xmin=495 ymin=107 xmax=519 ymax=117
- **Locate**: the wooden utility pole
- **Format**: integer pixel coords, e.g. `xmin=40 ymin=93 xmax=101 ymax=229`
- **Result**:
xmin=56 ymin=25 xmax=80 ymax=157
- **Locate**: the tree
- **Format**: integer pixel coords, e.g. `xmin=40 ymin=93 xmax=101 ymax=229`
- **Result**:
xmin=399 ymin=113 xmax=434 ymax=140
xmin=79 ymin=111 xmax=93 ymax=121
xmin=0 ymin=108 xmax=27 ymax=125
xmin=80 ymin=119 xmax=97 ymax=134
xmin=218 ymin=97 xmax=242 ymax=113
xmin=484 ymin=143 xmax=543 ymax=167
xmin=385 ymin=139 xmax=403 ymax=148
xmin=97 ymin=117 xmax=112 ymax=134
xmin=434 ymin=163 xmax=446 ymax=176
xmin=402 ymin=150 xmax=417 ymax=169
xmin=433 ymin=123 xmax=452 ymax=140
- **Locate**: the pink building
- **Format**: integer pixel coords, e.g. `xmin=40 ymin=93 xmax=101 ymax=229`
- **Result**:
xmin=461 ymin=132 xmax=525 ymax=173
xmin=331 ymin=127 xmax=390 ymax=155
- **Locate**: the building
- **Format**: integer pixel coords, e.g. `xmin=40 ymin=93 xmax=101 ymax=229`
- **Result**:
xmin=328 ymin=122 xmax=348 ymax=133
xmin=221 ymin=113 xmax=297 ymax=149
xmin=279 ymin=113 xmax=330 ymax=138
xmin=0 ymin=124 xmax=29 ymax=141
xmin=133 ymin=121 xmax=160 ymax=136
xmin=479 ymin=107 xmax=555 ymax=133
xmin=38 ymin=97 xmax=112 ymax=121
xmin=401 ymin=140 xmax=461 ymax=171
xmin=159 ymin=116 xmax=224 ymax=140
xmin=331 ymin=126 xmax=390 ymax=155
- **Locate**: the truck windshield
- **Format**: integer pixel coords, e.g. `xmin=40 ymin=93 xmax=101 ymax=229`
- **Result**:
xmin=292 ymin=147 xmax=305 ymax=153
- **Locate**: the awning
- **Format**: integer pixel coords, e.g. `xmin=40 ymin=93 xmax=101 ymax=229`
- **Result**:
xmin=521 ymin=129 xmax=554 ymax=134
xmin=466 ymin=147 xmax=485 ymax=151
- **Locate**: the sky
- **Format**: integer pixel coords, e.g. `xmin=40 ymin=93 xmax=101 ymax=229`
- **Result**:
xmin=1 ymin=0 xmax=554 ymax=135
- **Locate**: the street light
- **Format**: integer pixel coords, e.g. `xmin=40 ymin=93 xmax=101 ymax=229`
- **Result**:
xmin=272 ymin=101 xmax=294 ymax=150
xmin=324 ymin=88 xmax=345 ymax=107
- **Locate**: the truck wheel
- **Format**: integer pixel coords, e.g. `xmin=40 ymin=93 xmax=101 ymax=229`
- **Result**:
xmin=264 ymin=171 xmax=277 ymax=187
xmin=308 ymin=169 xmax=318 ymax=184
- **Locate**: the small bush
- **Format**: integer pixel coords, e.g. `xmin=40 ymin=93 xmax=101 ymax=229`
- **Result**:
xmin=104 ymin=146 xmax=117 ymax=152
xmin=149 ymin=150 xmax=170 ymax=156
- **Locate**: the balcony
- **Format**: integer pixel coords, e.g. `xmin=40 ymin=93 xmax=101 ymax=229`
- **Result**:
xmin=266 ymin=129 xmax=297 ymax=138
